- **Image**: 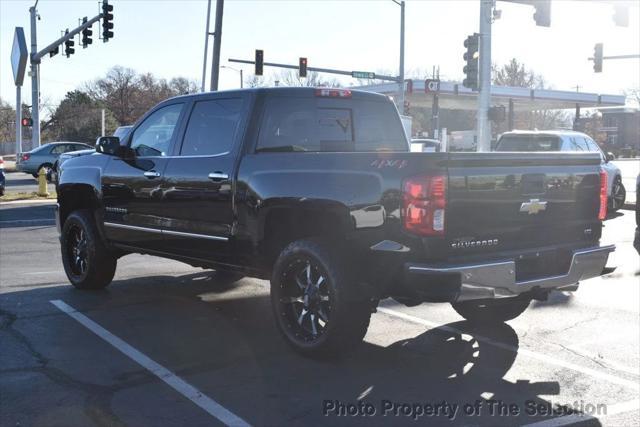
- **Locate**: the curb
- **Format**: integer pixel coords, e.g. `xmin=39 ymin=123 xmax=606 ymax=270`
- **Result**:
xmin=0 ymin=199 xmax=56 ymax=206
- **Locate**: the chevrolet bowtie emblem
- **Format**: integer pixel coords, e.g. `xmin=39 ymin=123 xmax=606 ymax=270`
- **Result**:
xmin=520 ymin=199 xmax=547 ymax=215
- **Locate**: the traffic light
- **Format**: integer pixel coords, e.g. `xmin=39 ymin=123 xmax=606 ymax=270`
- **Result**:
xmin=21 ymin=118 xmax=33 ymax=127
xmin=81 ymin=17 xmax=93 ymax=48
xmin=299 ymin=57 xmax=307 ymax=78
xmin=255 ymin=49 xmax=264 ymax=76
xmin=533 ymin=0 xmax=551 ymax=27
xmin=64 ymin=31 xmax=75 ymax=57
xmin=463 ymin=33 xmax=479 ymax=91
xmin=613 ymin=4 xmax=628 ymax=27
xmin=102 ymin=0 xmax=114 ymax=42
xmin=593 ymin=43 xmax=603 ymax=73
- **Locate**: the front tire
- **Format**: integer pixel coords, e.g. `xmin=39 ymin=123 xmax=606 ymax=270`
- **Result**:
xmin=270 ymin=239 xmax=372 ymax=358
xmin=451 ymin=297 xmax=530 ymax=324
xmin=61 ymin=210 xmax=117 ymax=290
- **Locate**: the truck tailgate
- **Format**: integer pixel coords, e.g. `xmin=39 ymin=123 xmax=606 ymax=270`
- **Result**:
xmin=444 ymin=152 xmax=603 ymax=261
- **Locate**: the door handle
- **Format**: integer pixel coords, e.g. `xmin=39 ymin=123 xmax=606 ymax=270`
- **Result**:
xmin=208 ymin=172 xmax=229 ymax=181
xmin=143 ymin=170 xmax=161 ymax=178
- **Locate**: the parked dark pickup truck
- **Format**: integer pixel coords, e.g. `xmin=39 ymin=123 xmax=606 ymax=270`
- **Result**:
xmin=56 ymin=88 xmax=614 ymax=357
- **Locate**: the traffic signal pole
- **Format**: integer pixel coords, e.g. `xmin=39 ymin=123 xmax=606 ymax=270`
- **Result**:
xmin=28 ymin=4 xmax=105 ymax=148
xmin=476 ymin=0 xmax=492 ymax=152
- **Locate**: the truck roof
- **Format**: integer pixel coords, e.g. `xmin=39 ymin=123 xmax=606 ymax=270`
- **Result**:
xmin=168 ymin=87 xmax=392 ymax=103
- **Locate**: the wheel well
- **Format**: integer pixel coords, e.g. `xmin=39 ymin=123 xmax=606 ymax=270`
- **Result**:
xmin=58 ymin=184 xmax=100 ymax=228
xmin=261 ymin=207 xmax=349 ymax=271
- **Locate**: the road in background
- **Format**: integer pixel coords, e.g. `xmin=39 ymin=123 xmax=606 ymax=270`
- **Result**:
xmin=1 ymin=202 xmax=638 ymax=426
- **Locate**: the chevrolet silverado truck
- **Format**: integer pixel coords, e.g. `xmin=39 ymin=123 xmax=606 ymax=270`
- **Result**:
xmin=56 ymin=88 xmax=614 ymax=357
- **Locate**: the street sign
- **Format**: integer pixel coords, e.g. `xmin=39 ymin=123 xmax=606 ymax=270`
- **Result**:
xmin=352 ymin=71 xmax=376 ymax=79
xmin=425 ymin=78 xmax=440 ymax=93
xmin=11 ymin=27 xmax=28 ymax=86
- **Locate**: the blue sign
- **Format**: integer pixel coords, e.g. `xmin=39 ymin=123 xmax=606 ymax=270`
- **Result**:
xmin=11 ymin=27 xmax=28 ymax=86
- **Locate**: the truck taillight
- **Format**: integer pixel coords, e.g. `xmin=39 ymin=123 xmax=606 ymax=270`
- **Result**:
xmin=402 ymin=175 xmax=446 ymax=236
xmin=598 ymin=170 xmax=608 ymax=221
xmin=314 ymin=88 xmax=352 ymax=98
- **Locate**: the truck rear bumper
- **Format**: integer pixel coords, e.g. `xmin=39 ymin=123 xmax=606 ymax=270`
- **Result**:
xmin=404 ymin=245 xmax=615 ymax=303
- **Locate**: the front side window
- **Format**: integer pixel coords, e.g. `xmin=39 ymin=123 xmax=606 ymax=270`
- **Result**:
xmin=180 ymin=98 xmax=244 ymax=156
xmin=130 ymin=103 xmax=183 ymax=157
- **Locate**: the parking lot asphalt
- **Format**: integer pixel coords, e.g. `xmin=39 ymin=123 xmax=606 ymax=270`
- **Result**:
xmin=0 ymin=203 xmax=638 ymax=426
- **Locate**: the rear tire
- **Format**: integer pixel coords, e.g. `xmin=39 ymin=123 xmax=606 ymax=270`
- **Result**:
xmin=609 ymin=177 xmax=625 ymax=212
xmin=451 ymin=297 xmax=530 ymax=324
xmin=271 ymin=239 xmax=372 ymax=358
xmin=61 ymin=210 xmax=117 ymax=290
xmin=37 ymin=163 xmax=53 ymax=180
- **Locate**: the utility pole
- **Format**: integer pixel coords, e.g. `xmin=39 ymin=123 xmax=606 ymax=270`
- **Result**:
xmin=101 ymin=109 xmax=105 ymax=136
xmin=209 ymin=0 xmax=224 ymax=91
xmin=476 ymin=0 xmax=492 ymax=152
xmin=30 ymin=5 xmax=40 ymax=149
xmin=201 ymin=0 xmax=212 ymax=92
xmin=393 ymin=0 xmax=406 ymax=112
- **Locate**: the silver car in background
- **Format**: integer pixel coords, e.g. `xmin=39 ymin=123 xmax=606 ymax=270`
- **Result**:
xmin=495 ymin=130 xmax=626 ymax=211
xmin=16 ymin=142 xmax=93 ymax=178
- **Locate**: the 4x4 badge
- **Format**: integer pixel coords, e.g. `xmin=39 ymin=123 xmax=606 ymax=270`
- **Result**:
xmin=520 ymin=199 xmax=547 ymax=215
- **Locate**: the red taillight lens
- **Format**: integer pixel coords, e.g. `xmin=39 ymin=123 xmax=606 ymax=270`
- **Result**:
xmin=598 ymin=170 xmax=608 ymax=220
xmin=314 ymin=88 xmax=352 ymax=98
xmin=21 ymin=153 xmax=30 ymax=161
xmin=402 ymin=175 xmax=446 ymax=236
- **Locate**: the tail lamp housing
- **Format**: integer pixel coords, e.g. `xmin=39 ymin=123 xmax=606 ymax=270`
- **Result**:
xmin=402 ymin=174 xmax=446 ymax=236
xmin=598 ymin=169 xmax=607 ymax=221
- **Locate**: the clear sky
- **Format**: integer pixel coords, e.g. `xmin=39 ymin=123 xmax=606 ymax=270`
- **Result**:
xmin=1 ymin=0 xmax=639 ymax=110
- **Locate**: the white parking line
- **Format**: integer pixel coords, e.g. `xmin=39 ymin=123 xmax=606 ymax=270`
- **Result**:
xmin=50 ymin=300 xmax=251 ymax=427
xmin=377 ymin=307 xmax=640 ymax=391
xmin=521 ymin=399 xmax=640 ymax=427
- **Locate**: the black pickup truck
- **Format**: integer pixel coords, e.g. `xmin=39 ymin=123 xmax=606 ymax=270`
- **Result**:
xmin=56 ymin=87 xmax=614 ymax=357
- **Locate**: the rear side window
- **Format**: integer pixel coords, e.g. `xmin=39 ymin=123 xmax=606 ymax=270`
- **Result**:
xmin=567 ymin=137 xmax=589 ymax=151
xmin=181 ymin=98 xmax=244 ymax=156
xmin=495 ymin=135 xmax=561 ymax=151
xmin=256 ymin=97 xmax=406 ymax=152
xmin=51 ymin=144 xmax=71 ymax=154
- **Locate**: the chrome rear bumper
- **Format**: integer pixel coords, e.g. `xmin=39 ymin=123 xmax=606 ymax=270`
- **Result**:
xmin=405 ymin=245 xmax=615 ymax=302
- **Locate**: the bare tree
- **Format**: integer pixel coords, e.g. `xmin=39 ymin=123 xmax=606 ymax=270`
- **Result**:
xmin=623 ymin=87 xmax=640 ymax=108
xmin=276 ymin=70 xmax=341 ymax=88
xmin=85 ymin=66 xmax=198 ymax=125
xmin=492 ymin=58 xmax=568 ymax=130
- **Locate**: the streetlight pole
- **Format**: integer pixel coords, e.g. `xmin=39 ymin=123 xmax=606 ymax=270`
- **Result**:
xmin=201 ymin=0 xmax=212 ymax=92
xmin=476 ymin=0 xmax=492 ymax=152
xmin=392 ymin=0 xmax=406 ymax=113
xmin=221 ymin=65 xmax=243 ymax=88
xmin=209 ymin=0 xmax=224 ymax=91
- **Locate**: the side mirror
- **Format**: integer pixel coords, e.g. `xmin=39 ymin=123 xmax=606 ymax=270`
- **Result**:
xmin=606 ymin=152 xmax=615 ymax=162
xmin=96 ymin=136 xmax=121 ymax=155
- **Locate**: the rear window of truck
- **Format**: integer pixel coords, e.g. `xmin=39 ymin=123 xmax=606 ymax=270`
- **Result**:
xmin=495 ymin=134 xmax=561 ymax=151
xmin=256 ymin=97 xmax=407 ymax=152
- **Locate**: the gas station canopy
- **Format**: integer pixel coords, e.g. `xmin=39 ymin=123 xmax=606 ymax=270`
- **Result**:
xmin=353 ymin=79 xmax=626 ymax=111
